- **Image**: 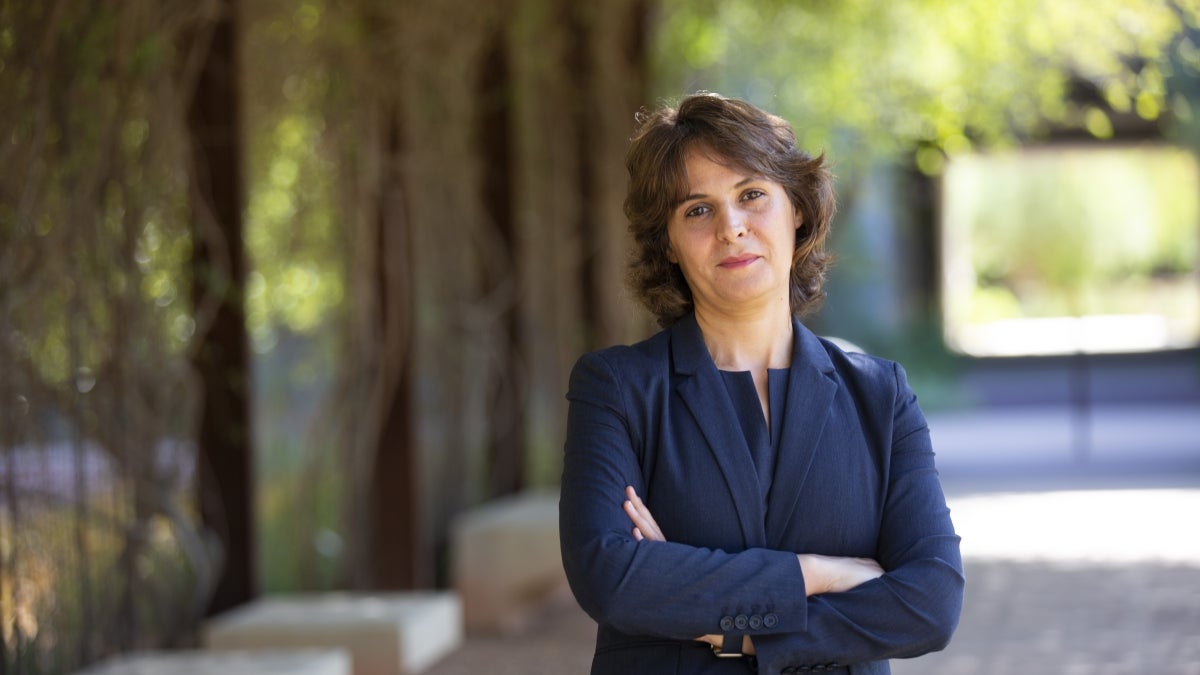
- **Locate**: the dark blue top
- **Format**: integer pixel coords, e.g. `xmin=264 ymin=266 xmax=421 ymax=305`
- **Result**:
xmin=718 ymin=368 xmax=790 ymax=511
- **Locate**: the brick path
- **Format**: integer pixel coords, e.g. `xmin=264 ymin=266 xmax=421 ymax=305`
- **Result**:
xmin=897 ymin=560 xmax=1200 ymax=675
xmin=427 ymin=558 xmax=1200 ymax=675
xmin=429 ymin=480 xmax=1200 ymax=675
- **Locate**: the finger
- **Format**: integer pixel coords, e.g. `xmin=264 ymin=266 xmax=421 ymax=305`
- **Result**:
xmin=624 ymin=499 xmax=647 ymax=528
xmin=625 ymin=487 xmax=653 ymax=522
xmin=624 ymin=500 xmax=656 ymax=535
xmin=625 ymin=485 xmax=642 ymax=507
xmin=624 ymin=486 xmax=668 ymax=541
xmin=624 ymin=497 xmax=643 ymax=523
xmin=623 ymin=497 xmax=663 ymax=542
xmin=632 ymin=527 xmax=644 ymax=541
xmin=623 ymin=489 xmax=649 ymax=523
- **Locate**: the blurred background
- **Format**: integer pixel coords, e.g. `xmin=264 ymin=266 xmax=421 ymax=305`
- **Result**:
xmin=1 ymin=0 xmax=1198 ymax=673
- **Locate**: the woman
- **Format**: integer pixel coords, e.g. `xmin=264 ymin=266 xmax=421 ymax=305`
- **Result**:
xmin=559 ymin=93 xmax=963 ymax=675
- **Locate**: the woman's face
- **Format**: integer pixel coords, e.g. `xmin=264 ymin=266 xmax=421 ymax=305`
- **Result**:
xmin=666 ymin=146 xmax=799 ymax=320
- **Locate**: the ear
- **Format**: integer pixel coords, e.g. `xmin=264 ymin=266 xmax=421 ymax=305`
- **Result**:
xmin=667 ymin=245 xmax=678 ymax=264
xmin=794 ymin=208 xmax=804 ymax=231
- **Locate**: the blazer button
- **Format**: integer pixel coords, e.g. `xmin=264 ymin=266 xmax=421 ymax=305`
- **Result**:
xmin=749 ymin=614 xmax=763 ymax=630
xmin=763 ymin=613 xmax=779 ymax=628
xmin=734 ymin=614 xmax=749 ymax=630
xmin=719 ymin=616 xmax=734 ymax=631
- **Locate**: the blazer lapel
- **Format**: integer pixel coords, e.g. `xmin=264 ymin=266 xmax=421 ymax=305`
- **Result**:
xmin=764 ymin=319 xmax=839 ymax=540
xmin=671 ymin=315 xmax=767 ymax=547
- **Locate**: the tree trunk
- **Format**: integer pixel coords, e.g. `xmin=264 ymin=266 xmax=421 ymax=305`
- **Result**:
xmin=477 ymin=27 xmax=526 ymax=500
xmin=335 ymin=0 xmax=651 ymax=589
xmin=365 ymin=103 xmax=422 ymax=589
xmin=186 ymin=0 xmax=255 ymax=617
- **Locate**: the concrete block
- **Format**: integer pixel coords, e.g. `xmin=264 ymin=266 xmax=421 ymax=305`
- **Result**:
xmin=203 ymin=592 xmax=461 ymax=675
xmin=451 ymin=489 xmax=568 ymax=634
xmin=73 ymin=649 xmax=350 ymax=675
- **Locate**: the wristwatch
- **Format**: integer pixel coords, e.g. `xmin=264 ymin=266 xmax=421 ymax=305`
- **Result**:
xmin=712 ymin=634 xmax=743 ymax=658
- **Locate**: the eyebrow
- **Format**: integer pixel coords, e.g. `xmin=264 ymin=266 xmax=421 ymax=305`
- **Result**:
xmin=679 ymin=176 xmax=758 ymax=203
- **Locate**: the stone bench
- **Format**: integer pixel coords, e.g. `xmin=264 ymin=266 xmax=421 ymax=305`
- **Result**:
xmin=203 ymin=592 xmax=461 ymax=675
xmin=73 ymin=649 xmax=350 ymax=675
xmin=450 ymin=489 xmax=569 ymax=634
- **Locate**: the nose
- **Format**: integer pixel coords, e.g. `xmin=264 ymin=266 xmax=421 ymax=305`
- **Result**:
xmin=716 ymin=207 xmax=747 ymax=241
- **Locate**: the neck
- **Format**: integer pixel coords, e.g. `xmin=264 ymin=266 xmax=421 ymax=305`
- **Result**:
xmin=694 ymin=305 xmax=794 ymax=372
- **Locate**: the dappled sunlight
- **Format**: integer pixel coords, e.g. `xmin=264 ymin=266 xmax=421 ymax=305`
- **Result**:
xmin=949 ymin=488 xmax=1200 ymax=565
xmin=942 ymin=145 xmax=1200 ymax=357
xmin=955 ymin=314 xmax=1177 ymax=356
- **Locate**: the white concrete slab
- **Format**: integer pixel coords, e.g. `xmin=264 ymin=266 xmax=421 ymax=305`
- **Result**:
xmin=451 ymin=489 xmax=567 ymax=634
xmin=73 ymin=649 xmax=350 ymax=675
xmin=204 ymin=592 xmax=461 ymax=675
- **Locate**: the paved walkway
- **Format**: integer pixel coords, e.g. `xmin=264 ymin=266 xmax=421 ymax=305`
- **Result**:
xmin=429 ymin=404 xmax=1200 ymax=675
xmin=900 ymin=485 xmax=1200 ymax=675
xmin=927 ymin=403 xmax=1200 ymax=476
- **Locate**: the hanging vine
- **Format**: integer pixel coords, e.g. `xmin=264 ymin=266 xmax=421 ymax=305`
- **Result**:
xmin=0 ymin=1 xmax=223 ymax=670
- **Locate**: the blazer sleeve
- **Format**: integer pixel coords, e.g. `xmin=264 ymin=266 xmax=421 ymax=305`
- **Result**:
xmin=751 ymin=361 xmax=965 ymax=673
xmin=559 ymin=350 xmax=811 ymax=640
xmin=560 ymin=350 xmax=964 ymax=671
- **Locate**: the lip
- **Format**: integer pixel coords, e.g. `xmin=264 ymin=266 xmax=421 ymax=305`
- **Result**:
xmin=718 ymin=254 xmax=759 ymax=269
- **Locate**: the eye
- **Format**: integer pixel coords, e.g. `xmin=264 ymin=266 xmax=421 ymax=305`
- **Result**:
xmin=684 ymin=204 xmax=710 ymax=218
xmin=741 ymin=188 xmax=766 ymax=202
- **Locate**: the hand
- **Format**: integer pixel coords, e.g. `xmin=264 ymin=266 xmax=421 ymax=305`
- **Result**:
xmin=623 ymin=486 xmax=665 ymax=541
xmin=624 ymin=490 xmax=749 ymax=650
xmin=797 ymin=553 xmax=884 ymax=595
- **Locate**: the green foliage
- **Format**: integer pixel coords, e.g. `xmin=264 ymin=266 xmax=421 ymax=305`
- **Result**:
xmin=2 ymin=493 xmax=203 ymax=669
xmin=242 ymin=0 xmax=351 ymax=591
xmin=244 ymin=110 xmax=344 ymax=351
xmin=1 ymin=2 xmax=213 ymax=670
xmin=243 ymin=0 xmax=345 ymax=355
xmin=947 ymin=146 xmax=1199 ymax=317
xmin=656 ymin=0 xmax=1200 ymax=359
xmin=654 ymin=0 xmax=1194 ymax=171
xmin=258 ymin=423 xmax=345 ymax=592
xmin=941 ymin=145 xmax=1200 ymax=354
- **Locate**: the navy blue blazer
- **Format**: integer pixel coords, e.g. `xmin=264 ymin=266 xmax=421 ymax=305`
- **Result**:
xmin=560 ymin=314 xmax=963 ymax=675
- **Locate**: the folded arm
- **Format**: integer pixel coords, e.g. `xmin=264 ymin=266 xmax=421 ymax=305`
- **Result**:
xmin=623 ymin=485 xmax=884 ymax=654
xmin=748 ymin=362 xmax=964 ymax=672
xmin=560 ymin=352 xmax=963 ymax=666
xmin=560 ymin=352 xmax=812 ymax=640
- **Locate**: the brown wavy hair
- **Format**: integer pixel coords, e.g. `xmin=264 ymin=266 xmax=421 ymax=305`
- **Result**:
xmin=624 ymin=93 xmax=837 ymax=328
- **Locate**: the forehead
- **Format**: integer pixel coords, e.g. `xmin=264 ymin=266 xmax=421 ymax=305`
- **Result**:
xmin=682 ymin=146 xmax=748 ymax=181
xmin=674 ymin=144 xmax=758 ymax=197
